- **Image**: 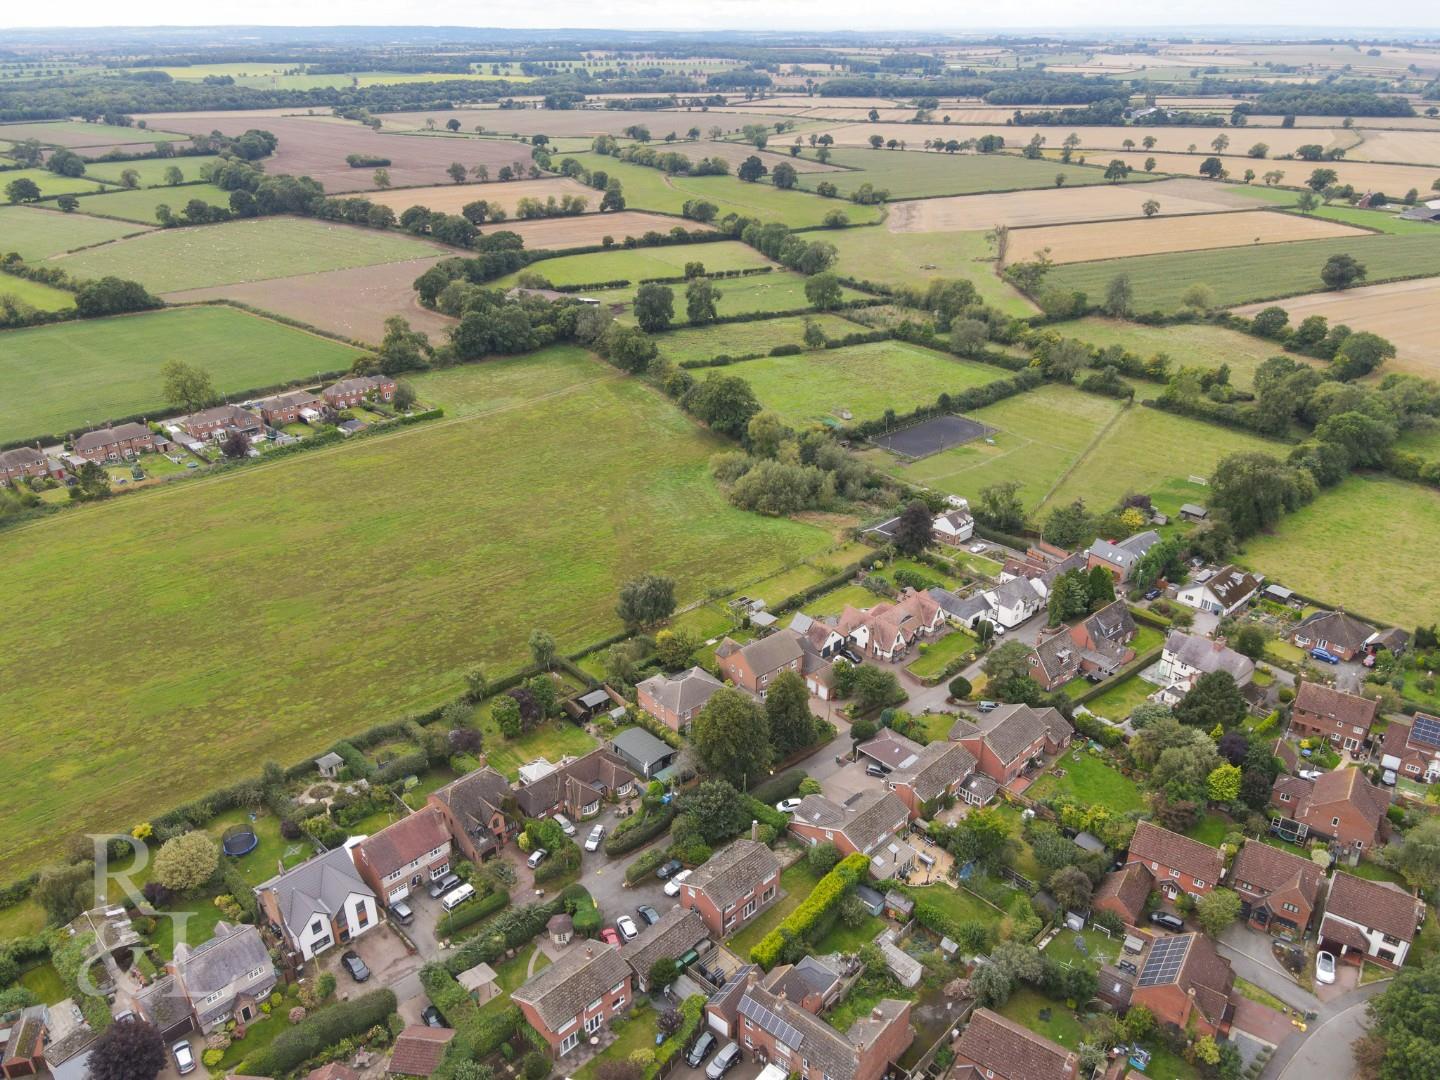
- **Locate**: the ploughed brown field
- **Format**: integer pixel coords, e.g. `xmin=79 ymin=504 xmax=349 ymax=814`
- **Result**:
xmin=887 ymin=177 xmax=1263 ymax=233
xmin=1233 ymin=276 xmax=1440 ymax=377
xmin=1006 ymin=209 xmax=1366 ymax=265
xmin=362 ymin=177 xmax=600 ymax=216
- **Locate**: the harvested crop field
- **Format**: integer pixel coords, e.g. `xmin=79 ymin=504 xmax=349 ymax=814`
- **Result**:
xmin=887 ymin=177 xmax=1265 ymax=233
xmin=484 ymin=211 xmax=706 ymax=248
xmin=1232 ymin=277 xmax=1440 ymax=377
xmin=1063 ymin=149 xmax=1440 ymax=199
xmin=163 ymin=257 xmax=455 ymax=346
xmin=0 ymin=205 xmax=148 ymax=260
xmin=362 ymin=177 xmax=598 ymax=215
xmin=1350 ymin=129 xmax=1440 ymax=165
xmin=376 ymin=108 xmax=796 ymax=139
xmin=0 ymin=120 xmax=185 ymax=147
xmin=1007 ymin=210 xmax=1365 ymax=265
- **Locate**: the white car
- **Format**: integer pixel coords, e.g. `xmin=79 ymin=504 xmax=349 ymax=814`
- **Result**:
xmin=172 ymin=1041 xmax=196 ymax=1075
xmin=585 ymin=824 xmax=605 ymax=852
xmin=968 ymin=543 xmax=986 ymax=554
xmin=775 ymin=798 xmax=802 ymax=814
xmin=1298 ymin=769 xmax=1323 ymax=781
xmin=1316 ymin=950 xmax=1337 ymax=985
xmin=553 ymin=814 xmax=576 ymax=836
xmin=664 ymin=869 xmax=692 ymax=897
xmin=616 ymin=914 xmax=640 ymax=941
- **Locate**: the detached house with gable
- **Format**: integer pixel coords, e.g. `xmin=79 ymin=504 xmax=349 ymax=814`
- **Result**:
xmin=1290 ymin=609 xmax=1375 ymax=662
xmin=428 ymin=766 xmax=516 ymax=861
xmin=1319 ymin=871 xmax=1425 ymax=969
xmin=1270 ymin=768 xmax=1389 ymax=852
xmin=256 ymin=842 xmax=378 ymax=961
xmin=352 ymin=806 xmax=453 ymax=907
xmin=953 ymin=1008 xmax=1078 ymax=1080
xmin=1125 ymin=821 xmax=1224 ymax=901
xmin=931 ymin=507 xmax=974 ymax=546
xmin=950 ymin=704 xmax=1072 ymax=787
xmin=1229 ymin=841 xmax=1323 ymax=939
xmin=681 ymin=838 xmax=780 ymax=938
xmin=512 ymin=749 xmax=636 ymax=822
xmin=1155 ymin=631 xmax=1253 ymax=705
xmin=171 ymin=922 xmax=276 ymax=1032
xmin=512 ymin=941 xmax=632 ymax=1056
xmin=1176 ymin=565 xmax=1259 ymax=617
xmin=885 ymin=741 xmax=979 ymax=819
xmin=788 ymin=790 xmax=911 ymax=865
xmin=716 ymin=630 xmax=803 ymax=697
xmin=636 ymin=666 xmax=722 ymax=733
xmin=1130 ymin=932 xmax=1234 ymax=1039
xmin=1086 ymin=530 xmax=1160 ymax=583
xmin=832 ymin=588 xmax=945 ymax=662
xmin=1287 ymin=682 xmax=1378 ymax=752
xmin=1379 ymin=712 xmax=1440 ymax=783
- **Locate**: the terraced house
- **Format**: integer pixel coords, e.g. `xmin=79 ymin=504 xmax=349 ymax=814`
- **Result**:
xmin=512 ymin=941 xmax=632 ymax=1056
xmin=681 ymin=837 xmax=781 ymax=938
xmin=72 ymin=421 xmax=163 ymax=463
xmin=0 ymin=446 xmax=65 ymax=486
xmin=323 ymin=373 xmax=397 ymax=408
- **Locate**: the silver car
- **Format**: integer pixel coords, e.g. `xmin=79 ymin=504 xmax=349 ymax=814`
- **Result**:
xmin=585 ymin=824 xmax=606 ymax=852
xmin=706 ymin=1041 xmax=741 ymax=1080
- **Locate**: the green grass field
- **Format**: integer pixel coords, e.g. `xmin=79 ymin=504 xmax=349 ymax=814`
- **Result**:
xmin=1077 ymin=674 xmax=1162 ymax=725
xmin=0 ymin=306 xmax=366 ymax=441
xmin=51 ymin=215 xmax=442 ymax=293
xmin=1241 ymin=474 xmax=1440 ymax=628
xmin=1056 ymin=316 xmax=1315 ymax=389
xmin=824 ymin=226 xmax=1036 ymax=315
xmin=0 ymin=347 xmax=831 ymax=881
xmin=735 ymin=339 xmax=1004 ymax=426
xmin=555 ymin=153 xmax=882 ymax=227
xmin=0 ymin=273 xmax=74 ymax=312
xmin=654 ymin=313 xmax=861 ymax=364
xmin=4 ymin=168 xmax=116 ymax=199
xmin=794 ymin=147 xmax=1152 ymax=199
xmin=0 ymin=120 xmax=185 ymax=146
xmin=0 ymin=205 xmax=148 ymax=259
xmin=1046 ymin=234 xmax=1440 ymax=313
xmin=69 ymin=183 xmax=234 ymax=224
xmin=82 ymin=156 xmax=220 ymax=187
xmin=494 ymin=240 xmax=772 ymax=289
xmin=1395 ymin=420 xmax=1440 ymax=460
xmin=598 ymin=274 xmax=870 ymax=325
xmin=1028 ymin=751 xmax=1146 ymax=809
xmin=1295 ymin=204 xmax=1440 ymax=236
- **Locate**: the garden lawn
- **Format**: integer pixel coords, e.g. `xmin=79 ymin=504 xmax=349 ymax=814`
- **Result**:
xmin=735 ymin=340 xmax=1004 ymax=427
xmin=1026 ymin=752 xmax=1145 ymax=812
xmin=1186 ymin=813 xmax=1231 ymax=847
xmin=71 ymin=183 xmax=233 ymax=224
xmin=493 ymin=240 xmax=771 ymax=289
xmin=801 ymin=583 xmax=881 ymax=619
xmin=654 ymin=313 xmax=860 ymax=364
xmin=795 ymin=148 xmax=1141 ymax=199
xmin=1240 ymin=475 xmax=1440 ymax=628
xmin=50 ymin=215 xmax=443 ymax=293
xmin=18 ymin=962 xmax=67 ymax=1005
xmin=0 ymin=306 xmax=366 ymax=443
xmin=1078 ymin=674 xmax=1157 ymax=724
xmin=574 ymin=1005 xmax=661 ymax=1080
xmin=4 ymin=168 xmax=116 ymax=198
xmin=1044 ymin=927 xmax=1124 ymax=971
xmin=0 ymin=346 xmax=832 ymax=881
xmin=728 ymin=860 xmax=824 ymax=957
xmin=0 ymin=273 xmax=74 ymax=312
xmin=216 ymin=1008 xmax=288 ymax=1072
xmin=825 ymin=227 xmax=1036 ymax=315
xmin=0 ymin=205 xmax=148 ymax=260
xmin=813 ymin=911 xmax=886 ymax=955
xmin=996 ymin=988 xmax=1088 ymax=1048
xmin=906 ymin=629 xmax=978 ymax=680
xmin=476 ymin=716 xmax=600 ymax=781
xmin=1056 ymin=316 xmax=1314 ymax=390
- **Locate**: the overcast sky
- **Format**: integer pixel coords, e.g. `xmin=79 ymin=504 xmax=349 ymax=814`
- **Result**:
xmin=4 ymin=0 xmax=1438 ymax=32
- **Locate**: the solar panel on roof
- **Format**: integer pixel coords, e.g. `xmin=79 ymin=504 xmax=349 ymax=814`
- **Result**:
xmin=738 ymin=995 xmax=805 ymax=1049
xmin=1411 ymin=715 xmax=1440 ymax=750
xmin=898 ymin=754 xmax=919 ymax=770
xmin=1136 ymin=935 xmax=1191 ymax=988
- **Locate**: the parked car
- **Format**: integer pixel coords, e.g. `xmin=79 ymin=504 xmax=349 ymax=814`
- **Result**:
xmin=1316 ymin=950 xmax=1337 ymax=985
xmin=637 ymin=904 xmax=661 ymax=926
xmin=340 ymin=950 xmax=370 ymax=982
xmin=656 ymin=858 xmax=683 ymax=880
xmin=706 ymin=1042 xmax=741 ymax=1080
xmin=616 ymin=915 xmax=640 ymax=941
xmin=428 ymin=873 xmax=461 ymax=899
xmin=1298 ymin=769 xmax=1323 ymax=781
xmin=1143 ymin=588 xmax=1161 ymax=601
xmin=1382 ymin=768 xmax=1398 ymax=786
xmin=553 ymin=813 xmax=576 ymax=836
xmin=1311 ymin=648 xmax=1341 ymax=664
xmin=865 ymin=763 xmax=887 ymax=778
xmin=422 ymin=1004 xmax=448 ymax=1027
xmin=664 ymin=869 xmax=692 ymax=897
xmin=686 ymin=1032 xmax=717 ymax=1068
xmin=775 ymin=798 xmax=802 ymax=813
xmin=528 ymin=848 xmax=548 ymax=869
xmin=968 ymin=543 xmax=986 ymax=554
xmin=601 ymin=927 xmax=621 ymax=947
xmin=585 ymin=824 xmax=606 ymax=852
xmin=389 ymin=899 xmax=414 ymax=926
xmin=1148 ymin=911 xmax=1185 ymax=933
xmin=172 ymin=1041 xmax=196 ymax=1075
xmin=977 ymin=700 xmax=999 ymax=712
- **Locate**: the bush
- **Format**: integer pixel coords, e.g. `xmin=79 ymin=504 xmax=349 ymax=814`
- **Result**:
xmin=605 ymin=805 xmax=676 ymax=855
xmin=435 ymin=888 xmax=509 ymax=938
xmin=240 ymin=989 xmax=396 ymax=1075
xmin=626 ymin=848 xmax=669 ymax=883
xmin=751 ymin=769 xmax=807 ymax=804
xmin=948 ymin=675 xmax=972 ymax=700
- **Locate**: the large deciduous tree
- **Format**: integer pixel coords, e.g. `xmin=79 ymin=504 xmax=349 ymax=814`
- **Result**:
xmin=892 ymin=500 xmax=934 ymax=557
xmin=632 ymin=284 xmax=674 ymax=332
xmin=691 ymin=689 xmax=771 ymax=789
xmin=765 ymin=670 xmax=817 ymax=757
xmin=160 ymin=359 xmax=217 ymax=415
xmin=87 ymin=1017 xmax=168 ymax=1080
xmin=152 ymin=830 xmax=219 ymax=893
xmin=616 ymin=573 xmax=677 ymax=629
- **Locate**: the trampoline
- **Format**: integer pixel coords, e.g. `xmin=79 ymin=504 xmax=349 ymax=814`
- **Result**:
xmin=222 ymin=825 xmax=259 ymax=857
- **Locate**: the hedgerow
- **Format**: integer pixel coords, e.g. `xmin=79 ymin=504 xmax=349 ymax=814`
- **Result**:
xmin=749 ymin=852 xmax=868 ymax=968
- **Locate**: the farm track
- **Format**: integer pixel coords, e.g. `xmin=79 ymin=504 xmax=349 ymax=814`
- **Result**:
xmin=1034 ymin=400 xmax=1132 ymax=511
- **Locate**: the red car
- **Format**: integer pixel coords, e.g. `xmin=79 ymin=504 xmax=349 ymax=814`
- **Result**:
xmin=601 ymin=927 xmax=622 ymax=947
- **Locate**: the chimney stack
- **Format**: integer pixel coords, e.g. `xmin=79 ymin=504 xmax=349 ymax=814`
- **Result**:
xmin=751 ymin=819 xmax=760 ymax=841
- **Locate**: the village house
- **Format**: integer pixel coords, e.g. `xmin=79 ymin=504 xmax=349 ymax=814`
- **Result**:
xmin=788 ymin=790 xmax=911 ymax=865
xmin=324 ymin=374 xmax=397 ymax=409
xmin=716 ymin=630 xmax=804 ymax=697
xmin=681 ymin=837 xmax=780 ymax=938
xmin=1270 ymin=768 xmax=1389 ymax=852
xmin=952 ymin=1008 xmax=1078 ymax=1080
xmin=255 ymin=842 xmax=379 ymax=961
xmin=1318 ymin=871 xmax=1425 ymax=969
xmin=1085 ymin=529 xmax=1161 ymax=583
xmin=885 ymin=741 xmax=979 ymax=819
xmin=1175 ymin=565 xmax=1260 ymax=617
xmin=622 ymin=907 xmax=710 ymax=991
xmin=998 ymin=547 xmax=1089 ymax=600
xmin=635 ymin=666 xmax=722 ymax=732
xmin=351 ymin=806 xmax=453 ymax=907
xmin=760 ymin=956 xmax=845 ymax=1013
xmin=512 ymin=748 xmax=636 ymax=821
xmin=1379 ymin=713 xmax=1440 ymax=783
xmin=1125 ymin=821 xmax=1225 ymax=901
xmin=826 ymin=588 xmax=945 ymax=663
xmin=1093 ymin=863 xmax=1153 ymax=927
xmin=0 ymin=446 xmax=66 ymax=487
xmin=857 ymin=728 xmax=925 ymax=773
xmin=428 ymin=766 xmax=517 ymax=861
xmin=1290 ymin=609 xmax=1375 ymax=662
xmin=1073 ymin=599 xmax=1138 ymax=663
xmin=950 ymin=704 xmax=1073 ymax=787
xmin=511 ymin=940 xmax=632 ymax=1056
xmin=1287 ymin=682 xmax=1379 ymax=752
xmin=0 ymin=1003 xmax=96 ymax=1080
xmin=1130 ymin=932 xmax=1234 ymax=1038
xmin=253 ymin=388 xmax=323 ymax=426
xmin=176 ymin=403 xmax=263 ymax=442
xmin=1155 ymin=631 xmax=1254 ymax=705
xmin=169 ymin=922 xmax=277 ymax=1032
xmin=72 ymin=422 xmax=164 ymax=463
xmin=931 ymin=507 xmax=974 ymax=546
xmin=970 ymin=577 xmax=1045 ymax=630
xmin=1229 ymin=841 xmax=1323 ymax=939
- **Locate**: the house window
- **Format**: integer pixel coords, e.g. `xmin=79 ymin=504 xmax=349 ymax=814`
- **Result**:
xmin=1283 ymin=903 xmax=1300 ymax=914
xmin=1383 ymin=933 xmax=1402 ymax=946
xmin=1169 ymin=868 xmax=1180 ymax=878
xmin=354 ymin=906 xmax=369 ymax=929
xmin=584 ymin=1014 xmax=603 ymax=1035
xmin=1280 ymin=793 xmax=1291 ymax=802
xmin=561 ymin=1031 xmax=580 ymax=1055
xmin=1195 ymin=880 xmax=1205 ymax=888
xmin=1332 ymin=817 xmax=1341 ymax=827
xmin=761 ymin=886 xmax=776 ymax=904
xmin=310 ymin=919 xmax=325 ymax=935
xmin=612 ymin=997 xmax=627 ymax=1012
xmin=743 ymin=899 xmax=756 ymax=919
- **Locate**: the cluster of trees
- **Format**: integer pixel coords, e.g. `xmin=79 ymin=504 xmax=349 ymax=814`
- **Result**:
xmin=733 ymin=219 xmax=837 ymax=275
xmin=515 ymin=193 xmax=587 ymax=219
xmin=710 ymin=411 xmax=877 ymax=515
xmin=1045 ymin=563 xmax=1118 ymax=626
xmin=586 ymin=138 xmax=732 ymax=179
xmin=690 ymin=676 xmax=820 ymax=787
xmin=630 ymin=274 xmax=725 ymax=331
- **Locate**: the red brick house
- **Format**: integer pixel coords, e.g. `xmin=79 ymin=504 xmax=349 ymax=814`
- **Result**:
xmin=428 ymin=766 xmax=517 ymax=861
xmin=0 ymin=1013 xmax=45 ymax=1078
xmin=1130 ymin=932 xmax=1234 ymax=1039
xmin=621 ymin=908 xmax=710 ymax=991
xmin=511 ymin=941 xmax=632 ymax=1056
xmin=884 ymin=741 xmax=978 ymax=819
xmin=177 ymin=404 xmax=263 ymax=441
xmin=352 ymin=806 xmax=453 ymax=907
xmin=789 ymin=790 xmax=910 ymax=862
xmin=1287 ymin=682 xmax=1379 ymax=752
xmin=1290 ymin=610 xmax=1374 ymax=662
xmin=1071 ymin=600 xmax=1137 ymax=667
xmin=950 ymin=704 xmax=1073 ymax=786
xmin=1319 ymin=871 xmax=1425 ymax=969
xmin=253 ymin=389 xmax=323 ymax=426
xmin=1270 ymin=768 xmax=1389 ymax=852
xmin=0 ymin=446 xmax=65 ymax=487
xmin=680 ymin=837 xmax=780 ymax=938
xmin=1229 ymin=841 xmax=1323 ymax=939
xmin=324 ymin=374 xmax=397 ymax=409
xmin=952 ymin=1009 xmax=1078 ymax=1080
xmin=1085 ymin=530 xmax=1160 ymax=583
xmin=1125 ymin=821 xmax=1225 ymax=901
xmin=512 ymin=749 xmax=637 ymax=821
xmin=1093 ymin=862 xmax=1153 ymax=926
xmin=716 ymin=630 xmax=803 ymax=697
xmin=72 ymin=421 xmax=162 ymax=462
xmin=635 ymin=666 xmax=722 ymax=733
xmin=1026 ymin=630 xmax=1081 ymax=691
xmin=1378 ymin=713 xmax=1440 ymax=784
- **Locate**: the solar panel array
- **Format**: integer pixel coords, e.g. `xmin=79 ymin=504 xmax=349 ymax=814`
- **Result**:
xmin=1412 ymin=714 xmax=1440 ymax=750
xmin=739 ymin=994 xmax=806 ymax=1049
xmin=1136 ymin=934 xmax=1190 ymax=988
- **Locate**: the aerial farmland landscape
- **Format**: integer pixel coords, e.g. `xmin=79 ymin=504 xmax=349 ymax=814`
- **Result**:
xmin=1 ymin=12 xmax=1439 ymax=1080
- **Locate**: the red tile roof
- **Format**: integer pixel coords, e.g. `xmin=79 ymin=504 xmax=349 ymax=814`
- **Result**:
xmin=388 ymin=1026 xmax=455 ymax=1076
xmin=1127 ymin=821 xmax=1225 ymax=884
xmin=955 ymin=1009 xmax=1075 ymax=1080
xmin=1323 ymin=872 xmax=1422 ymax=942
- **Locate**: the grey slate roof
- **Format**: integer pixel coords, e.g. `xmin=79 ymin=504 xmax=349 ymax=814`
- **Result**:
xmin=512 ymin=941 xmax=630 ymax=1029
xmin=636 ymin=666 xmax=722 ymax=716
xmin=988 ymin=576 xmax=1041 ymax=610
xmin=889 ymin=741 xmax=977 ymax=804
xmin=260 ymin=844 xmax=373 ymax=935
xmin=928 ymin=587 xmax=990 ymax=622
xmin=622 ymin=907 xmax=709 ymax=982
xmin=684 ymin=839 xmax=779 ymax=911
xmin=858 ymin=728 xmax=926 ymax=770
xmin=1084 ymin=600 xmax=1136 ymax=646
xmin=1292 ymin=609 xmax=1375 ymax=653
xmin=1164 ymin=630 xmax=1255 ymax=681
xmin=176 ymin=922 xmax=272 ymax=999
xmin=1088 ymin=530 xmax=1160 ymax=572
xmin=1203 ymin=565 xmax=1259 ymax=608
xmin=431 ymin=766 xmax=514 ymax=846
xmin=611 ymin=727 xmax=676 ymax=770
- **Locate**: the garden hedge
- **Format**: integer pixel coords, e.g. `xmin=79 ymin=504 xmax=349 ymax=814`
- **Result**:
xmin=240 ymin=989 xmax=396 ymax=1075
xmin=647 ymin=996 xmax=707 ymax=1080
xmin=749 ymin=852 xmax=868 ymax=968
xmin=626 ymin=848 xmax=670 ymax=884
xmin=750 ymin=769 xmax=807 ymax=804
xmin=604 ymin=804 xmax=676 ymax=856
xmin=435 ymin=888 xmax=510 ymax=938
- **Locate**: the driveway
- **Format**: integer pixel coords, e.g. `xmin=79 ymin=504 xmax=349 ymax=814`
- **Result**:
xmin=820 ymin=760 xmax=885 ymax=805
xmin=319 ymin=923 xmax=423 ymax=1008
xmin=1217 ymin=926 xmax=1321 ymax=1015
xmin=1272 ymin=994 xmax=1374 ymax=1080
xmin=668 ymin=1051 xmax=764 ymax=1080
xmin=153 ymin=1033 xmax=200 ymax=1080
xmin=1230 ymin=997 xmax=1298 ymax=1047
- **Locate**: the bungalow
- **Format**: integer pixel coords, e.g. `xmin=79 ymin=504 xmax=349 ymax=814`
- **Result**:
xmin=1229 ymin=842 xmax=1323 ymax=939
xmin=513 ymin=748 xmax=637 ymax=821
xmin=1290 ymin=609 xmax=1374 ymax=662
xmin=885 ymin=741 xmax=978 ymax=819
xmin=609 ymin=727 xmax=677 ymax=780
xmin=0 ymin=446 xmax=65 ymax=487
xmin=253 ymin=389 xmax=323 ymax=426
xmin=1093 ymin=863 xmax=1153 ymax=926
xmin=175 ymin=404 xmax=263 ymax=441
xmin=1125 ymin=821 xmax=1224 ymax=901
xmin=832 ymin=588 xmax=946 ymax=662
xmin=256 ymin=842 xmax=379 ymax=961
xmin=788 ymin=790 xmax=911 ymax=863
xmin=931 ymin=507 xmax=974 ymax=546
xmin=1379 ymin=712 xmax=1440 ymax=783
xmin=351 ymin=806 xmax=453 ymax=907
xmin=636 ymin=666 xmax=722 ymax=732
xmin=72 ymin=422 xmax=163 ymax=463
xmin=716 ymin=630 xmax=804 ymax=697
xmin=1287 ymin=682 xmax=1378 ymax=752
xmin=622 ymin=907 xmax=710 ymax=991
xmin=324 ymin=374 xmax=397 ymax=409
xmin=511 ymin=941 xmax=632 ymax=1056
xmin=953 ymin=1009 xmax=1078 ymax=1080
xmin=169 ymin=922 xmax=277 ymax=1032
xmin=1155 ymin=631 xmax=1253 ymax=704
xmin=950 ymin=704 xmax=1073 ymax=786
xmin=682 ymin=838 xmax=780 ymax=939
xmin=428 ymin=765 xmax=517 ymax=861
xmin=1318 ymin=871 xmax=1425 ymax=969
xmin=1176 ymin=565 xmax=1259 ymax=618
xmin=1270 ymin=768 xmax=1389 ymax=852
xmin=1086 ymin=530 xmax=1161 ymax=583
xmin=1130 ymin=932 xmax=1234 ymax=1039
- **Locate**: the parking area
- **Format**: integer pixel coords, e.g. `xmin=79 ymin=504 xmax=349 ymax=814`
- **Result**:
xmin=820 ymin=759 xmax=884 ymax=805
xmin=667 ymin=1049 xmax=765 ymax=1080
xmin=318 ymin=922 xmax=422 ymax=1005
xmin=154 ymin=1033 xmax=201 ymax=1080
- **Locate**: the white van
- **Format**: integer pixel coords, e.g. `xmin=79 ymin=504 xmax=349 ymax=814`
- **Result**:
xmin=441 ymin=883 xmax=476 ymax=911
